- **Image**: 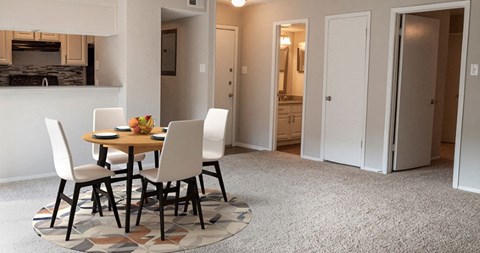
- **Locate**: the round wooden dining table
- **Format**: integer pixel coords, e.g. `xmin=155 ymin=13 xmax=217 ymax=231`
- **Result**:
xmin=82 ymin=127 xmax=165 ymax=233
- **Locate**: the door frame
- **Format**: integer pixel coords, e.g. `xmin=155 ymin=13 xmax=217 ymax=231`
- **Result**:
xmin=320 ymin=11 xmax=371 ymax=169
xmin=214 ymin=25 xmax=239 ymax=146
xmin=269 ymin=18 xmax=309 ymax=157
xmin=383 ymin=1 xmax=470 ymax=187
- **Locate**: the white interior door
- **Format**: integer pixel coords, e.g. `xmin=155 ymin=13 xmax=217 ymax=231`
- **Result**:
xmin=393 ymin=14 xmax=440 ymax=171
xmin=215 ymin=28 xmax=236 ymax=146
xmin=323 ymin=13 xmax=370 ymax=167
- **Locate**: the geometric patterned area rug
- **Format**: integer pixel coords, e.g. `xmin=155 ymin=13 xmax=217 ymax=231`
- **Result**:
xmin=32 ymin=184 xmax=252 ymax=252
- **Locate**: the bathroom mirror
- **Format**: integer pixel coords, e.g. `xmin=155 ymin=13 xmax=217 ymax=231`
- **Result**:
xmin=278 ymin=47 xmax=288 ymax=94
xmin=297 ymin=46 xmax=305 ymax=73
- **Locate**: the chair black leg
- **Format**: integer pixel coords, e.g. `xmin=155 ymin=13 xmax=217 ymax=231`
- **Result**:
xmin=106 ymin=163 xmax=111 ymax=170
xmin=183 ymin=182 xmax=192 ymax=213
xmin=157 ymin=183 xmax=165 ymax=241
xmin=198 ymin=173 xmax=205 ymax=194
xmin=104 ymin=180 xmax=121 ymax=228
xmin=174 ymin=181 xmax=180 ymax=216
xmin=214 ymin=161 xmax=228 ymax=202
xmin=137 ymin=161 xmax=143 ymax=171
xmin=50 ymin=179 xmax=66 ymax=228
xmin=66 ymin=184 xmax=81 ymax=241
xmin=163 ymin=181 xmax=171 ymax=200
xmin=136 ymin=178 xmax=148 ymax=226
xmin=92 ymin=186 xmax=104 ymax=217
xmin=154 ymin=151 xmax=159 ymax=168
xmin=192 ymin=179 xmax=205 ymax=229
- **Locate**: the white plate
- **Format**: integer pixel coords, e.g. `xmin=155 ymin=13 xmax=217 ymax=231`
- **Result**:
xmin=151 ymin=133 xmax=166 ymax=140
xmin=93 ymin=132 xmax=119 ymax=139
xmin=115 ymin=125 xmax=131 ymax=131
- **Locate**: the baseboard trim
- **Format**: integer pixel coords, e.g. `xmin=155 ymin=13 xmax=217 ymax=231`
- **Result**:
xmin=0 ymin=172 xmax=57 ymax=184
xmin=301 ymin=155 xmax=323 ymax=162
xmin=457 ymin=185 xmax=480 ymax=194
xmin=235 ymin=142 xmax=268 ymax=151
xmin=361 ymin=166 xmax=383 ymax=173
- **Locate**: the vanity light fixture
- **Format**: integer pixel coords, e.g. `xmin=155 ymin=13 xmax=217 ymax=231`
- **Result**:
xmin=231 ymin=0 xmax=246 ymax=7
xmin=280 ymin=34 xmax=292 ymax=46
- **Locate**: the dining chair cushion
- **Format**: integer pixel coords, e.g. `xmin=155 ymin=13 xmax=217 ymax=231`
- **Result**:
xmin=139 ymin=168 xmax=159 ymax=183
xmin=73 ymin=164 xmax=116 ymax=183
xmin=203 ymin=150 xmax=222 ymax=162
xmin=105 ymin=150 xmax=146 ymax=165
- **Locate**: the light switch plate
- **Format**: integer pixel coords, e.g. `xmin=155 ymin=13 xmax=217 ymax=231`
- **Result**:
xmin=242 ymin=66 xmax=247 ymax=74
xmin=199 ymin=64 xmax=206 ymax=73
xmin=471 ymin=64 xmax=479 ymax=76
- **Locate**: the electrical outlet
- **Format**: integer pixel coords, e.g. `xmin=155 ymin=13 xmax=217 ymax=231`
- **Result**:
xmin=199 ymin=64 xmax=206 ymax=73
xmin=471 ymin=64 xmax=479 ymax=76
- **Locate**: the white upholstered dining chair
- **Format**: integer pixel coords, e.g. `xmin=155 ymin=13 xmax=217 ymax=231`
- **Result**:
xmin=136 ymin=120 xmax=205 ymax=241
xmin=198 ymin=108 xmax=229 ymax=202
xmin=92 ymin=108 xmax=146 ymax=174
xmin=45 ymin=118 xmax=121 ymax=241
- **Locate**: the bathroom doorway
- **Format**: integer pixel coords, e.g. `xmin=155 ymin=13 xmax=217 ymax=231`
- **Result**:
xmin=270 ymin=20 xmax=308 ymax=157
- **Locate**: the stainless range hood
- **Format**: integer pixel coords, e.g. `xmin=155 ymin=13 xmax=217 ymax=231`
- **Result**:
xmin=12 ymin=40 xmax=61 ymax=52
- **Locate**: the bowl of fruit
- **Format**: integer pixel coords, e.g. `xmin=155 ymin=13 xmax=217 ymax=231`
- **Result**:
xmin=128 ymin=115 xmax=154 ymax=134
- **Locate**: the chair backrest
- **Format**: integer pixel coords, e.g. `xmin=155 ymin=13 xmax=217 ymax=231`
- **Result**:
xmin=156 ymin=120 xmax=203 ymax=182
xmin=45 ymin=118 xmax=76 ymax=181
xmin=92 ymin=107 xmax=126 ymax=159
xmin=204 ymin=108 xmax=229 ymax=157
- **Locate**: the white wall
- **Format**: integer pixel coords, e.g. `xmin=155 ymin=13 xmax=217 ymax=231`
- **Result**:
xmin=0 ymin=0 xmax=117 ymax=36
xmin=218 ymin=0 xmax=480 ymax=191
xmin=457 ymin=0 xmax=480 ymax=191
xmin=0 ymin=87 xmax=120 ymax=182
xmin=161 ymin=0 xmax=216 ymax=125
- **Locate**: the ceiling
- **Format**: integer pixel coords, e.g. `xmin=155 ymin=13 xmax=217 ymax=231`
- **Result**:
xmin=217 ymin=0 xmax=276 ymax=6
xmin=162 ymin=0 xmax=277 ymax=22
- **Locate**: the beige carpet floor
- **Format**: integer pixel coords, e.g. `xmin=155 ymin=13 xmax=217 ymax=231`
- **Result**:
xmin=1 ymin=151 xmax=480 ymax=252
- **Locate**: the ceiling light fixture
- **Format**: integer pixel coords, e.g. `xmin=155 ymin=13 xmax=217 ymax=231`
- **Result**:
xmin=231 ymin=0 xmax=246 ymax=7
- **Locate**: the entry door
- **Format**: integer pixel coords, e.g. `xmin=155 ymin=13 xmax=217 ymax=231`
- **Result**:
xmin=323 ymin=13 xmax=370 ymax=167
xmin=393 ymin=14 xmax=439 ymax=171
xmin=215 ymin=28 xmax=236 ymax=145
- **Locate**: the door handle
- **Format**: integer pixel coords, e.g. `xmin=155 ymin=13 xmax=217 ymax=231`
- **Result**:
xmin=430 ymin=99 xmax=438 ymax=105
xmin=228 ymin=81 xmax=232 ymax=85
xmin=228 ymin=93 xmax=234 ymax=98
xmin=326 ymin=96 xmax=332 ymax=101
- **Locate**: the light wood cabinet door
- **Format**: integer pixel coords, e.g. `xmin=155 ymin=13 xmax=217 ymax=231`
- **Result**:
xmin=13 ymin=31 xmax=35 ymax=40
xmin=277 ymin=114 xmax=290 ymax=141
xmin=36 ymin=32 xmax=60 ymax=42
xmin=0 ymin=31 xmax=12 ymax=65
xmin=277 ymin=103 xmax=303 ymax=142
xmin=291 ymin=113 xmax=302 ymax=138
xmin=61 ymin=34 xmax=87 ymax=66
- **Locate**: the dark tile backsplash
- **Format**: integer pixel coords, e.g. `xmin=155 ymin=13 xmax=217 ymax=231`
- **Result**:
xmin=0 ymin=65 xmax=85 ymax=86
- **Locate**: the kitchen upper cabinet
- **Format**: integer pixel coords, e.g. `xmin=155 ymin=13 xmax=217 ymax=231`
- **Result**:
xmin=0 ymin=31 xmax=12 ymax=65
xmin=277 ymin=103 xmax=303 ymax=144
xmin=13 ymin=31 xmax=35 ymax=40
xmin=36 ymin=32 xmax=60 ymax=42
xmin=13 ymin=31 xmax=60 ymax=42
xmin=61 ymin=34 xmax=87 ymax=66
